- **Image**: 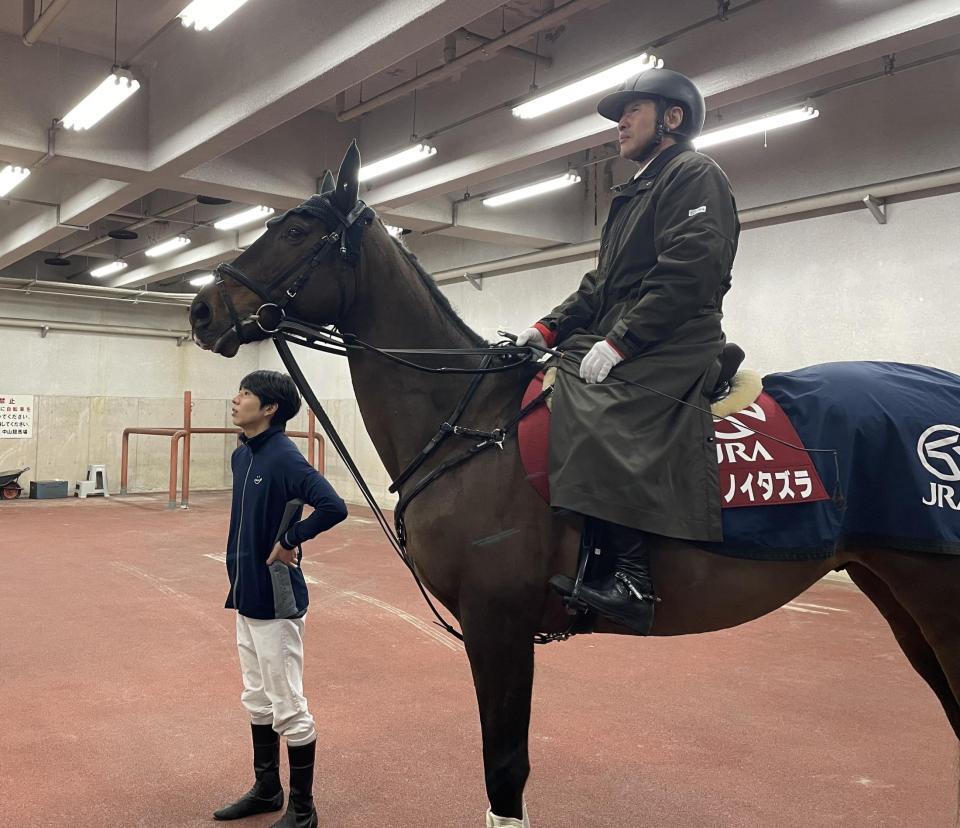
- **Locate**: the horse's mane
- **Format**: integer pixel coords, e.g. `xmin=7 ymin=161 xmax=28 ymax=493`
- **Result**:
xmin=290 ymin=194 xmax=489 ymax=347
xmin=389 ymin=233 xmax=488 ymax=347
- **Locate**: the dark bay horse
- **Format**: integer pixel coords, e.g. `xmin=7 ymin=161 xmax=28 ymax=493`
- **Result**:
xmin=189 ymin=143 xmax=960 ymax=826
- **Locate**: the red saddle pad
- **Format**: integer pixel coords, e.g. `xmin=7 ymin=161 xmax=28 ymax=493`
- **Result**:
xmin=517 ymin=371 xmax=829 ymax=509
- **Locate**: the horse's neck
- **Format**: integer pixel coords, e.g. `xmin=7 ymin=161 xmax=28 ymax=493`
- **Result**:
xmin=341 ymin=253 xmax=485 ymax=480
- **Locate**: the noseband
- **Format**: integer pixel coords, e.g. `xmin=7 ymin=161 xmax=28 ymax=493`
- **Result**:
xmin=213 ymin=196 xmax=372 ymax=343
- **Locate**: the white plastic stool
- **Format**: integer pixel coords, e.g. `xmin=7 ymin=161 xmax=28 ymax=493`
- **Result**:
xmin=75 ymin=480 xmax=99 ymax=498
xmin=77 ymin=463 xmax=110 ymax=498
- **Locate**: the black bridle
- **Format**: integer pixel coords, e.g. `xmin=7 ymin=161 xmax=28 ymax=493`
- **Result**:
xmin=213 ymin=197 xmax=371 ymax=345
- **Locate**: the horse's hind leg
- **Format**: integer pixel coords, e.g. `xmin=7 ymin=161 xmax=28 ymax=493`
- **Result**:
xmin=846 ymin=550 xmax=960 ymax=739
xmin=846 ymin=562 xmax=960 ymax=737
xmin=461 ymin=595 xmax=537 ymax=827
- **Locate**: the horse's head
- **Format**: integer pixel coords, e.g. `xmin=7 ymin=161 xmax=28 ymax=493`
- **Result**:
xmin=190 ymin=142 xmax=370 ymax=357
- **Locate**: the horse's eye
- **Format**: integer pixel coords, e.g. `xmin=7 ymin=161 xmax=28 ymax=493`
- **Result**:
xmin=287 ymin=227 xmax=305 ymax=239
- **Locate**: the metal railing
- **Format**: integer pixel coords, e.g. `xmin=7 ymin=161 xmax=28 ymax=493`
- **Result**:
xmin=119 ymin=391 xmax=324 ymax=508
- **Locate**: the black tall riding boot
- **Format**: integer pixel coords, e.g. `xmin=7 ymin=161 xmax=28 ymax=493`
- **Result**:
xmin=214 ymin=723 xmax=284 ymax=820
xmin=270 ymin=740 xmax=318 ymax=828
xmin=574 ymin=522 xmax=657 ymax=635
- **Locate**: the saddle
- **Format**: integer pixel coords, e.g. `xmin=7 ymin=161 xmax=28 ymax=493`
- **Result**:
xmin=710 ymin=343 xmax=745 ymax=402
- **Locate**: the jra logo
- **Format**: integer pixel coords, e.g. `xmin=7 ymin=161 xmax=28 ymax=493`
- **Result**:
xmin=918 ymin=424 xmax=960 ymax=511
xmin=917 ymin=425 xmax=960 ymax=481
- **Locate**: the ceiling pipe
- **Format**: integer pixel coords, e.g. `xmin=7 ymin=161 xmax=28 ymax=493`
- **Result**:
xmin=22 ymin=0 xmax=74 ymax=46
xmin=0 ymin=275 xmax=194 ymax=303
xmin=0 ymin=316 xmax=191 ymax=341
xmin=737 ymin=165 xmax=960 ymax=225
xmin=432 ymin=166 xmax=960 ymax=285
xmin=336 ymin=0 xmax=609 ymax=122
xmin=62 ymin=197 xmax=200 ymax=257
xmin=0 ymin=286 xmax=192 ymax=308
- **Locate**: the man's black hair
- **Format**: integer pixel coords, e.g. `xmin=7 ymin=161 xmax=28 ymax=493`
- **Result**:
xmin=239 ymin=370 xmax=302 ymax=428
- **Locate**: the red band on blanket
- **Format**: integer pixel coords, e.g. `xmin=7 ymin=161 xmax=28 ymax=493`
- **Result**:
xmin=714 ymin=392 xmax=829 ymax=508
xmin=518 ymin=373 xmax=830 ymax=509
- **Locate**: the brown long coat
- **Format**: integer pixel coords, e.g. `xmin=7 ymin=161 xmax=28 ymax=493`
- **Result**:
xmin=540 ymin=142 xmax=739 ymax=541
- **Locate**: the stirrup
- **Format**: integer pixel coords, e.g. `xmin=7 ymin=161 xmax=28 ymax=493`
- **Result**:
xmin=560 ymin=519 xmax=602 ymax=614
xmin=548 ymin=574 xmax=588 ymax=613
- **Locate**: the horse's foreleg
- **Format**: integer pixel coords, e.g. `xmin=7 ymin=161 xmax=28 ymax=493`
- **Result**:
xmin=846 ymin=562 xmax=960 ymax=737
xmin=461 ymin=596 xmax=537 ymax=827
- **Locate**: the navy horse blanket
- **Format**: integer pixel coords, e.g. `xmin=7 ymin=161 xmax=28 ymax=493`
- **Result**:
xmin=706 ymin=361 xmax=960 ymax=560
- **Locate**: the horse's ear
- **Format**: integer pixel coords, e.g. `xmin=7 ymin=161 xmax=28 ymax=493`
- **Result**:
xmin=318 ymin=169 xmax=335 ymax=196
xmin=333 ymin=141 xmax=360 ymax=214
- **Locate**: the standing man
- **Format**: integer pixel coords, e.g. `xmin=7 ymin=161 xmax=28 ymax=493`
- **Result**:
xmin=516 ymin=69 xmax=740 ymax=634
xmin=214 ymin=370 xmax=347 ymax=828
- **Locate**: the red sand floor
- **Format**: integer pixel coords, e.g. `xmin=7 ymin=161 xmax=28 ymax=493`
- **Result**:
xmin=1 ymin=492 xmax=957 ymax=827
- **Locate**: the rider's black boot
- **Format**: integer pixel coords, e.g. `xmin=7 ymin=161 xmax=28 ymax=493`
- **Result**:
xmin=551 ymin=522 xmax=657 ymax=635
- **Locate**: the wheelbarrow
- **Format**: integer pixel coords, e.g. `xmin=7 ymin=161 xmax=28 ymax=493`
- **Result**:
xmin=0 ymin=466 xmax=30 ymax=500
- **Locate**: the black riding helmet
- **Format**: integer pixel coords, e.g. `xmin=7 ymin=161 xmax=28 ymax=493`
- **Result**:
xmin=597 ymin=68 xmax=706 ymax=139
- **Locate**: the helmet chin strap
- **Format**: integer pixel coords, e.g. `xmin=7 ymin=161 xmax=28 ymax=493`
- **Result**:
xmin=630 ymin=97 xmax=670 ymax=166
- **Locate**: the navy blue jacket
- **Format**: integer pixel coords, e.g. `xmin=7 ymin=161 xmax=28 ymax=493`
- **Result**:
xmin=225 ymin=426 xmax=347 ymax=619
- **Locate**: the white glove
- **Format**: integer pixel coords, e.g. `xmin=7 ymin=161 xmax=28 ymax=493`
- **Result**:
xmin=579 ymin=339 xmax=624 ymax=384
xmin=515 ymin=327 xmax=546 ymax=349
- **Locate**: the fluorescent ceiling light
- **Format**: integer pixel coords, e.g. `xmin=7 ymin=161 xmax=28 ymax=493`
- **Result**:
xmin=213 ymin=205 xmax=275 ymax=230
xmin=179 ymin=0 xmax=251 ymax=31
xmin=0 ymin=165 xmax=30 ymax=197
xmin=90 ymin=260 xmax=128 ymax=278
xmin=694 ymin=105 xmax=820 ymax=149
xmin=483 ymin=172 xmax=582 ymax=208
xmin=384 ymin=224 xmax=404 ymax=238
xmin=61 ymin=70 xmax=140 ymax=131
xmin=145 ymin=235 xmax=191 ymax=258
xmin=190 ymin=273 xmax=214 ymax=287
xmin=513 ymin=53 xmax=663 ymax=120
xmin=358 ymin=144 xmax=437 ymax=182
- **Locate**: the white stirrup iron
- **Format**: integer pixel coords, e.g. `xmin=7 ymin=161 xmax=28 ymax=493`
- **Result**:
xmin=486 ymin=801 xmax=531 ymax=827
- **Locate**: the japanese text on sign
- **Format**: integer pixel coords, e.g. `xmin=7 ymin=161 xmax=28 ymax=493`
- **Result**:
xmin=0 ymin=395 xmax=34 ymax=439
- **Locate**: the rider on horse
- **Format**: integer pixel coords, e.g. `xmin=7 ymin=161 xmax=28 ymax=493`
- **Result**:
xmin=516 ymin=69 xmax=741 ymax=635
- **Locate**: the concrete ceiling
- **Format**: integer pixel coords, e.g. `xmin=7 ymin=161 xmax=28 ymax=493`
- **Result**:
xmin=1 ymin=0 xmax=959 ymax=293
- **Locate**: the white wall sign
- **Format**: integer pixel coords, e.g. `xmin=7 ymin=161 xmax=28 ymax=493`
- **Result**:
xmin=0 ymin=395 xmax=33 ymax=438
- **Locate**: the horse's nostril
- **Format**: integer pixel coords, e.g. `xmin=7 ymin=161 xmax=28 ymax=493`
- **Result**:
xmin=190 ymin=300 xmax=211 ymax=326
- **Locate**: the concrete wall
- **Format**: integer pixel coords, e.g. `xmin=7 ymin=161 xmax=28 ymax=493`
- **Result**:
xmin=0 ymin=393 xmax=237 ymax=497
xmin=428 ymin=189 xmax=960 ymax=377
xmin=0 ymin=291 xmax=256 ymax=495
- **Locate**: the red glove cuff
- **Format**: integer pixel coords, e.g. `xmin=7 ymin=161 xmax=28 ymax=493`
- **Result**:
xmin=605 ymin=338 xmax=625 ymax=358
xmin=533 ymin=322 xmax=557 ymax=348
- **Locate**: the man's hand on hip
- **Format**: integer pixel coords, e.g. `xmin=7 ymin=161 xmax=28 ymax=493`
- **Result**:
xmin=580 ymin=340 xmax=624 ymax=383
xmin=266 ymin=542 xmax=298 ymax=569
